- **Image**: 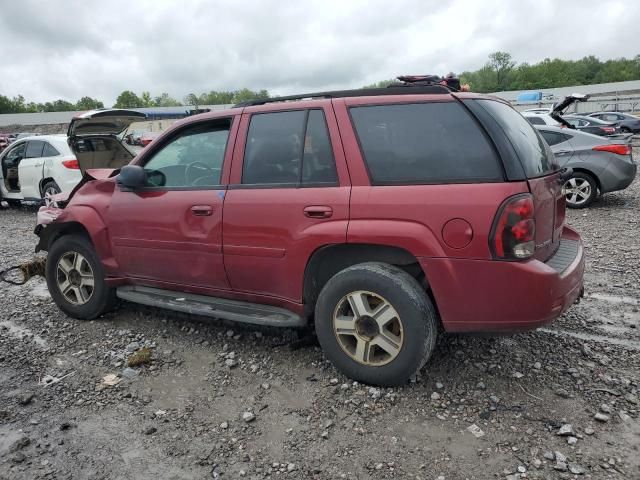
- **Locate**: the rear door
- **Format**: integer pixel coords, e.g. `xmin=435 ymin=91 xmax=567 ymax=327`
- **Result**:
xmin=539 ymin=129 xmax=574 ymax=166
xmin=222 ymin=103 xmax=350 ymax=301
xmin=18 ymin=140 xmax=45 ymax=199
xmin=474 ymin=100 xmax=564 ymax=260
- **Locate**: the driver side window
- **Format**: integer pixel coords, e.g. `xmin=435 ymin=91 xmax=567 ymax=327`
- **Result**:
xmin=143 ymin=120 xmax=231 ymax=188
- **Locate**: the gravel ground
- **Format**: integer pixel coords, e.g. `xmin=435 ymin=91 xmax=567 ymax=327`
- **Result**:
xmin=1 ymin=165 xmax=638 ymax=479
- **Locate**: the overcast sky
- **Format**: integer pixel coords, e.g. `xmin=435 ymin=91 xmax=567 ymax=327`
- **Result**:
xmin=1 ymin=0 xmax=638 ymax=106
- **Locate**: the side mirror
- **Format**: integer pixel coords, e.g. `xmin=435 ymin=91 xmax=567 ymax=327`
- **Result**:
xmin=117 ymin=165 xmax=147 ymax=191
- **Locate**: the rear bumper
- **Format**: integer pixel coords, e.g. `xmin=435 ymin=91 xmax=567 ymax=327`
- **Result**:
xmin=421 ymin=226 xmax=585 ymax=333
xmin=599 ymin=157 xmax=637 ymax=194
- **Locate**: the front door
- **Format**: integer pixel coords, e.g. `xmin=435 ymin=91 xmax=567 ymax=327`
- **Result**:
xmin=106 ymin=117 xmax=237 ymax=290
xmin=223 ymin=104 xmax=351 ymax=302
xmin=19 ymin=140 xmax=45 ymax=199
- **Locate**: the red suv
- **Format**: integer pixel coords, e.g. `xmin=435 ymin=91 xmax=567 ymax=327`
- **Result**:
xmin=35 ymin=82 xmax=585 ymax=386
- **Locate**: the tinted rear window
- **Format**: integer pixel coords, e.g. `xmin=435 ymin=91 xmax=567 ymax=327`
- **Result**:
xmin=539 ymin=130 xmax=571 ymax=146
xmin=43 ymin=142 xmax=60 ymax=156
xmin=476 ymin=100 xmax=557 ymax=177
xmin=526 ymin=116 xmax=545 ymax=125
xmin=350 ymin=102 xmax=502 ymax=184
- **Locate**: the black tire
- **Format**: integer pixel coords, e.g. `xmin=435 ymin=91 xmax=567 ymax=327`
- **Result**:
xmin=6 ymin=199 xmax=22 ymax=208
xmin=314 ymin=262 xmax=438 ymax=386
xmin=620 ymin=126 xmax=631 ymax=133
xmin=564 ymin=171 xmax=598 ymax=209
xmin=46 ymin=234 xmax=116 ymax=320
xmin=41 ymin=180 xmax=61 ymax=199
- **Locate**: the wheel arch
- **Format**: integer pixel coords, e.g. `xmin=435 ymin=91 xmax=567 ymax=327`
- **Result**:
xmin=39 ymin=177 xmax=57 ymax=197
xmin=571 ymin=168 xmax=601 ymax=192
xmin=302 ymin=243 xmax=439 ymax=319
xmin=36 ymin=205 xmax=117 ymax=274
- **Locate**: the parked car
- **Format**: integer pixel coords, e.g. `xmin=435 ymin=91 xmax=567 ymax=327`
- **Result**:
xmin=0 ymin=135 xmax=11 ymax=153
xmin=140 ymin=131 xmax=159 ymax=147
xmin=523 ymin=107 xmax=552 ymax=114
xmin=124 ymin=129 xmax=145 ymax=145
xmin=0 ymin=135 xmax=82 ymax=207
xmin=35 ymin=87 xmax=585 ymax=386
xmin=536 ymin=125 xmax=636 ymax=208
xmin=523 ymin=112 xmax=562 ymax=127
xmin=587 ymin=112 xmax=640 ymax=133
xmin=15 ymin=132 xmax=38 ymax=140
xmin=563 ymin=115 xmax=620 ymax=137
xmin=522 ymin=94 xmax=588 ymax=128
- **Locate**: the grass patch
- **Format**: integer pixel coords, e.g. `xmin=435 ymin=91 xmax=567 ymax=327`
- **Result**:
xmin=127 ymin=347 xmax=152 ymax=367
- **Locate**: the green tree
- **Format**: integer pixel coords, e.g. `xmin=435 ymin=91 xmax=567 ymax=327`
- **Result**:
xmin=488 ymin=51 xmax=516 ymax=91
xmin=140 ymin=91 xmax=153 ymax=107
xmin=75 ymin=96 xmax=104 ymax=110
xmin=184 ymin=93 xmax=199 ymax=109
xmin=113 ymin=90 xmax=142 ymax=108
xmin=153 ymin=92 xmax=181 ymax=107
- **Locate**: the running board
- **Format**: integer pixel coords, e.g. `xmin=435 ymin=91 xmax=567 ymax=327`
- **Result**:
xmin=116 ymin=285 xmax=306 ymax=328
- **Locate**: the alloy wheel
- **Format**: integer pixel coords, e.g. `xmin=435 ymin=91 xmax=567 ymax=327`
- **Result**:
xmin=44 ymin=185 xmax=60 ymax=197
xmin=563 ymin=177 xmax=592 ymax=206
xmin=332 ymin=290 xmax=404 ymax=366
xmin=56 ymin=251 xmax=95 ymax=305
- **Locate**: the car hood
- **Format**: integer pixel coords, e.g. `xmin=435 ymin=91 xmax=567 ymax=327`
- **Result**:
xmin=550 ymin=93 xmax=589 ymax=127
xmin=67 ymin=109 xmax=146 ymax=174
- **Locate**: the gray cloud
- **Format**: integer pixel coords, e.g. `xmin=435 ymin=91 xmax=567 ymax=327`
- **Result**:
xmin=0 ymin=0 xmax=638 ymax=105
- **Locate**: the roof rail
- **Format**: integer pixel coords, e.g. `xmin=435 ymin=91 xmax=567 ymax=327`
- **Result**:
xmin=233 ymin=84 xmax=452 ymax=108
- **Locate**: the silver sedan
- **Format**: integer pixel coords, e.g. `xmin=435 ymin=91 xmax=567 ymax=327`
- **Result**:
xmin=536 ymin=126 xmax=637 ymax=208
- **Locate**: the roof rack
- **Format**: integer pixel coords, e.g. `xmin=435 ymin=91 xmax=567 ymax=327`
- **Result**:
xmin=233 ymin=83 xmax=452 ymax=108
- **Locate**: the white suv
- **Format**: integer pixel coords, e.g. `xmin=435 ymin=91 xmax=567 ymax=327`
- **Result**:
xmin=0 ymin=135 xmax=81 ymax=207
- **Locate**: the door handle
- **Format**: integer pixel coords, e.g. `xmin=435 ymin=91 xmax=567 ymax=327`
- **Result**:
xmin=304 ymin=205 xmax=333 ymax=219
xmin=191 ymin=205 xmax=213 ymax=216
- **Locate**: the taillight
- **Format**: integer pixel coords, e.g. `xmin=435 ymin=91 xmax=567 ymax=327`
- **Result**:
xmin=490 ymin=194 xmax=536 ymax=260
xmin=62 ymin=158 xmax=79 ymax=169
xmin=593 ymin=144 xmax=631 ymax=155
xmin=600 ymin=127 xmax=615 ymax=134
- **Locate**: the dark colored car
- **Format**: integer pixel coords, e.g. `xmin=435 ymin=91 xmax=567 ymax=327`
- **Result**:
xmin=536 ymin=125 xmax=636 ymax=208
xmin=34 ymin=83 xmax=585 ymax=386
xmin=588 ymin=112 xmax=640 ymax=134
xmin=563 ymin=115 xmax=620 ymax=137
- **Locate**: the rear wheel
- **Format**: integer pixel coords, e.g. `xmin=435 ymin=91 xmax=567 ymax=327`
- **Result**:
xmin=563 ymin=172 xmax=597 ymax=208
xmin=315 ymin=262 xmax=438 ymax=386
xmin=620 ymin=126 xmax=631 ymax=133
xmin=41 ymin=180 xmax=61 ymax=199
xmin=46 ymin=234 xmax=116 ymax=319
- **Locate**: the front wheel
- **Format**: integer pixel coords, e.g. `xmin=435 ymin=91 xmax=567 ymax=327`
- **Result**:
xmin=563 ymin=172 xmax=598 ymax=208
xmin=46 ymin=234 xmax=116 ymax=319
xmin=315 ymin=262 xmax=438 ymax=386
xmin=41 ymin=180 xmax=61 ymax=199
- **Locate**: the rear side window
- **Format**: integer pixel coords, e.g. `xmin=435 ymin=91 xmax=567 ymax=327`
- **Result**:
xmin=349 ymin=102 xmax=502 ymax=185
xmin=25 ymin=140 xmax=45 ymax=158
xmin=43 ymin=143 xmax=60 ymax=156
xmin=242 ymin=109 xmax=338 ymax=186
xmin=476 ymin=100 xmax=557 ymax=177
xmin=526 ymin=116 xmax=545 ymax=126
xmin=539 ymin=130 xmax=571 ymax=146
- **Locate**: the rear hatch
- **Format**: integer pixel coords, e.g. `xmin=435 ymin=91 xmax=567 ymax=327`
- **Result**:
xmin=468 ymin=98 xmax=565 ymax=261
xmin=67 ymin=109 xmax=147 ymax=174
